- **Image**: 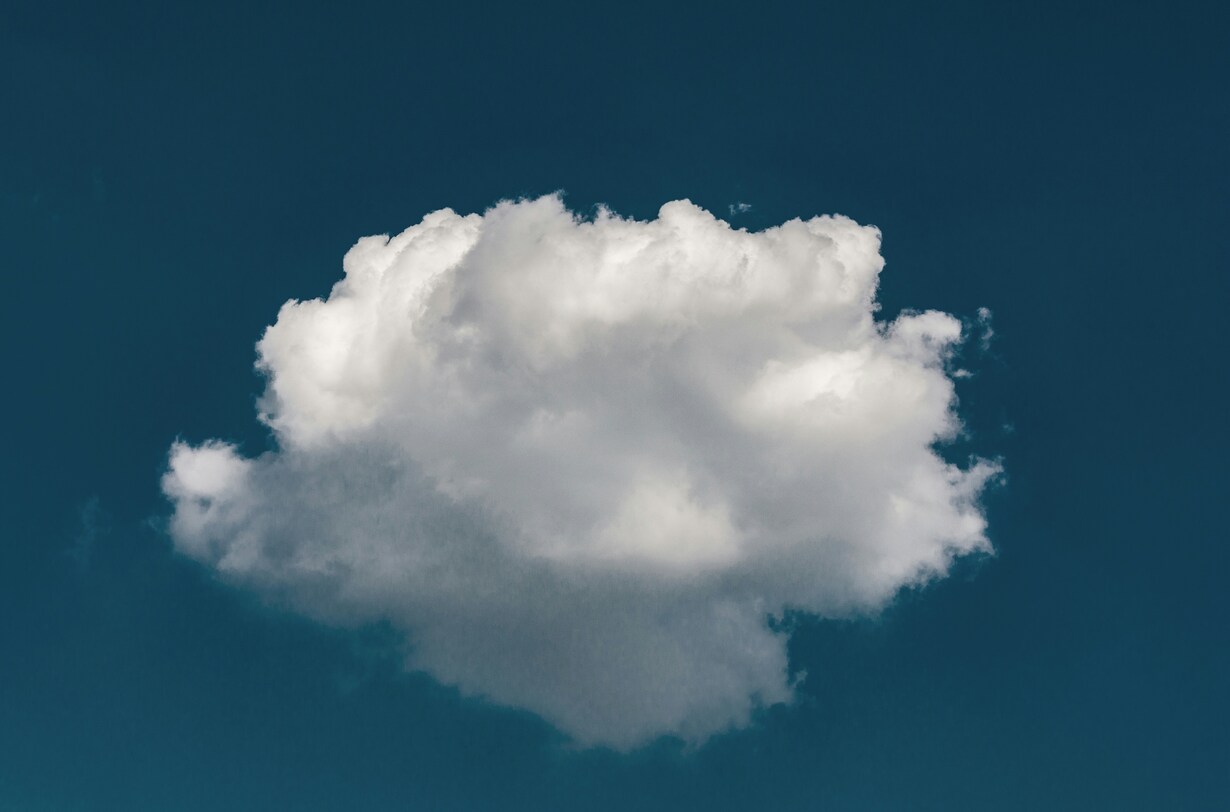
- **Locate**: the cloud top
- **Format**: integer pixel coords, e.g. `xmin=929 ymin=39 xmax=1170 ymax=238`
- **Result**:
xmin=163 ymin=195 xmax=996 ymax=748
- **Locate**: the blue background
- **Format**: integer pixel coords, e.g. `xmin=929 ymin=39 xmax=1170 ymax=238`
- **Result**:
xmin=2 ymin=1 xmax=1226 ymax=809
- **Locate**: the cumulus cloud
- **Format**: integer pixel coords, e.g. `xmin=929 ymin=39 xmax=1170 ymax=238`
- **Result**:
xmin=162 ymin=195 xmax=997 ymax=749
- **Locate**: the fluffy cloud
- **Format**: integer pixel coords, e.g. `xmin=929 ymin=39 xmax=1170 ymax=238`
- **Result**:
xmin=162 ymin=195 xmax=997 ymax=749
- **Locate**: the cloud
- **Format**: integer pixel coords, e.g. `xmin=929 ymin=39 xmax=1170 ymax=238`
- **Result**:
xmin=976 ymin=306 xmax=995 ymax=351
xmin=67 ymin=496 xmax=106 ymax=569
xmin=162 ymin=195 xmax=998 ymax=749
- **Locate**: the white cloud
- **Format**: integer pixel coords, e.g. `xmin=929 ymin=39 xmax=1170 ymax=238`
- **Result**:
xmin=972 ymin=305 xmax=994 ymax=351
xmin=162 ymin=195 xmax=998 ymax=749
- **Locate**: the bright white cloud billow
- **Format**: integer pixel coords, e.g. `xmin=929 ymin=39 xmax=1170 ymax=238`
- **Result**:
xmin=163 ymin=195 xmax=997 ymax=749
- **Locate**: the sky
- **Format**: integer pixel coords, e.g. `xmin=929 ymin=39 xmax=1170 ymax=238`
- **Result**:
xmin=1 ymin=1 xmax=1227 ymax=809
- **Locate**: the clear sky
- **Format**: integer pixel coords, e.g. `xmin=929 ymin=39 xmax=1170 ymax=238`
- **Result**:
xmin=2 ymin=1 xmax=1227 ymax=809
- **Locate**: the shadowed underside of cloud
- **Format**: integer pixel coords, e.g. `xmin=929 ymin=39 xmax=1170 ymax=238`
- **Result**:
xmin=162 ymin=195 xmax=997 ymax=749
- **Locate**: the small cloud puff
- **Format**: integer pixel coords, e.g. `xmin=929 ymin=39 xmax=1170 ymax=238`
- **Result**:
xmin=163 ymin=195 xmax=998 ymax=749
xmin=976 ymin=306 xmax=995 ymax=351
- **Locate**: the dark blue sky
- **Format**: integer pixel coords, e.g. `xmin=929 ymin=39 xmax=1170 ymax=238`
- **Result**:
xmin=2 ymin=1 xmax=1227 ymax=809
